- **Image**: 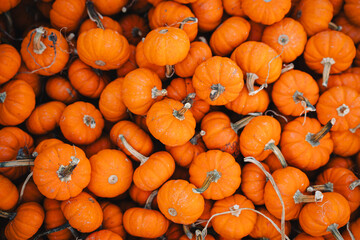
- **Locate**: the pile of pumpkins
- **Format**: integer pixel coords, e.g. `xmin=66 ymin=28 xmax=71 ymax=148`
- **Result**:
xmin=1 ymin=0 xmax=360 ymax=239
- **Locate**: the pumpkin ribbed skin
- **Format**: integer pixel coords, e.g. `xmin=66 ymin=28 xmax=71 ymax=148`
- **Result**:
xmin=318 ymin=73 xmax=360 ymax=93
xmin=0 ymin=0 xmax=21 ymax=14
xmin=44 ymin=198 xmax=72 ymax=240
xmin=100 ymin=201 xmax=126 ymax=238
xmin=0 ymin=44 xmax=21 ymax=84
xmin=50 ymin=0 xmax=86 ymax=32
xmin=79 ymin=16 xmax=122 ymax=35
xmin=191 ymin=0 xmax=223 ymax=32
xmin=344 ymin=0 xmax=360 ymax=27
xmin=331 ymin=127 xmax=360 ymax=157
xmin=85 ymin=230 xmax=123 ymax=240
xmin=45 ymin=76 xmax=78 ymax=104
xmin=0 ymin=174 xmax=18 ymax=211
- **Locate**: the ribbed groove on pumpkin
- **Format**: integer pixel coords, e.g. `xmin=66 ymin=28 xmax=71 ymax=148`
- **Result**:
xmin=179 ymin=17 xmax=198 ymax=30
xmin=151 ymin=87 xmax=167 ymax=99
xmin=0 ymin=92 xmax=6 ymax=103
xmin=86 ymin=0 xmax=104 ymax=29
xmin=32 ymin=222 xmax=71 ymax=240
xmin=231 ymin=113 xmax=262 ymax=132
xmin=327 ymin=223 xmax=344 ymax=240
xmin=190 ymin=130 xmax=206 ymax=145
xmin=321 ymin=58 xmax=336 ymax=87
xmin=83 ymin=115 xmax=96 ymax=128
xmin=307 ymin=182 xmax=334 ymax=192
xmin=349 ymin=179 xmax=360 ymax=190
xmin=192 ymin=169 xmax=222 ymax=194
xmin=293 ymin=190 xmax=323 ymax=204
xmin=305 ymin=118 xmax=335 ymax=147
xmin=118 ymin=134 xmax=148 ymax=165
xmin=264 ymin=139 xmax=287 ymax=168
xmin=292 ymin=90 xmax=316 ymax=112
xmin=33 ymin=27 xmax=47 ymax=54
xmin=56 ymin=156 xmax=80 ymax=182
xmin=337 ymin=104 xmax=350 ymax=117
xmin=173 ymin=102 xmax=191 ymax=121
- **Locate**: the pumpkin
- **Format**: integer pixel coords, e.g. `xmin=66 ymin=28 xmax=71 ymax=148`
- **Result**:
xmin=241 ymin=162 xmax=270 ymax=205
xmin=129 ymin=184 xmax=153 ymax=206
xmin=119 ymin=14 xmax=149 ymax=45
xmin=261 ymin=18 xmax=307 ymax=63
xmin=165 ymin=131 xmax=206 ymax=167
xmin=299 ymin=192 xmax=350 ymax=237
xmin=331 ymin=124 xmax=360 ymax=157
xmin=85 ymin=229 xmax=123 ymax=240
xmin=239 ymin=116 xmax=287 ymax=167
xmin=17 ymin=179 xmax=44 ymax=204
xmin=309 ymin=167 xmax=360 ymax=212
xmin=316 ymin=86 xmax=360 ymax=131
xmin=33 ymin=143 xmax=91 ymax=200
xmin=116 ymin=45 xmax=137 ymax=77
xmin=0 ymin=127 xmax=34 ymax=180
xmin=165 ymin=223 xmax=184 ymax=240
xmin=304 ymin=31 xmax=356 ymax=87
xmin=0 ymin=44 xmax=21 ymax=85
xmin=211 ymin=194 xmax=257 ymax=239
xmin=5 ymin=202 xmax=45 ymax=240
xmin=14 ymin=63 xmax=41 ymax=97
xmin=109 ymin=120 xmax=154 ymax=161
xmin=0 ymin=174 xmax=18 ymax=211
xmin=43 ymin=198 xmax=72 ymax=240
xmin=100 ymin=201 xmax=126 ymax=238
xmin=59 ymin=101 xmax=104 ymax=145
xmin=272 ymin=70 xmax=319 ymax=116
xmin=242 ymin=0 xmax=291 ymax=25
xmin=87 ymin=149 xmax=133 ymax=198
xmin=61 ymin=192 xmax=103 ymax=233
xmin=189 ymin=150 xmax=241 ymax=200
xmin=264 ymin=153 xmax=284 ymax=173
xmin=0 ymin=0 xmax=21 ymax=13
xmin=344 ymin=0 xmax=360 ymax=27
xmin=325 ymin=156 xmax=355 ymax=170
xmin=50 ymin=0 xmax=86 ymax=32
xmin=32 ymin=138 xmax=63 ymax=158
xmin=175 ymin=41 xmax=212 ymax=78
xmin=79 ymin=16 xmax=122 ymax=35
xmin=45 ymin=76 xmax=78 ymax=104
xmin=21 ymin=26 xmax=69 ymax=76
xmin=248 ymin=20 xmax=266 ymax=41
xmin=334 ymin=13 xmax=360 ymax=44
xmin=77 ymin=28 xmax=130 ymax=70
xmin=119 ymin=135 xmax=175 ymax=191
xmin=166 ymin=77 xmax=210 ymax=123
xmin=210 ymin=16 xmax=250 ymax=56
xmin=157 ymin=179 xmax=205 ymax=224
xmin=149 ymin=1 xmax=198 ymax=42
xmin=292 ymin=0 xmax=334 ymax=36
xmin=99 ymin=78 xmax=128 ymax=122
xmin=68 ymin=58 xmax=109 ymax=98
xmin=280 ymin=117 xmax=334 ymax=171
xmin=223 ymin=0 xmax=245 ymax=16
xmin=318 ymin=72 xmax=360 ymax=93
xmin=26 ymin=101 xmax=66 ymax=135
xmin=264 ymin=166 xmax=310 ymax=220
xmin=231 ymin=41 xmax=282 ymax=95
xmin=191 ymin=0 xmax=223 ymax=32
xmin=192 ymin=56 xmax=244 ymax=105
xmin=91 ymin=0 xmax=128 ymax=16
xmin=143 ymin=27 xmax=190 ymax=66
xmin=122 ymin=68 xmax=167 ymax=115
xmin=146 ymin=98 xmax=196 ymax=147
xmin=0 ymin=80 xmax=36 ymax=126
xmin=249 ymin=207 xmax=291 ymax=239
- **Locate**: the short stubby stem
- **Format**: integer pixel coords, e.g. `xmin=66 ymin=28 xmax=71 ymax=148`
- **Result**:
xmin=0 ymin=92 xmax=6 ymax=103
xmin=293 ymin=190 xmax=323 ymax=204
xmin=264 ymin=139 xmax=287 ymax=168
xmin=151 ymin=87 xmax=167 ymax=99
xmin=349 ymin=123 xmax=360 ymax=133
xmin=327 ymin=223 xmax=344 ymax=240
xmin=293 ymin=90 xmax=316 ymax=112
xmin=210 ymin=83 xmax=225 ymax=101
xmin=190 ymin=130 xmax=206 ymax=145
xmin=183 ymin=225 xmax=193 ymax=239
xmin=349 ymin=179 xmax=360 ymax=190
xmin=337 ymin=104 xmax=350 ymax=117
xmin=173 ymin=102 xmax=191 ymax=121
xmin=321 ymin=58 xmax=336 ymax=87
xmin=281 ymin=63 xmax=294 ymax=74
xmin=0 ymin=210 xmax=16 ymax=220
xmin=83 ymin=115 xmax=96 ymax=129
xmin=166 ymin=65 xmax=175 ymax=78
xmin=33 ymin=27 xmax=47 ymax=54
xmin=307 ymin=182 xmax=334 ymax=192
xmin=328 ymin=22 xmax=342 ymax=31
xmin=118 ymin=134 xmax=148 ymax=164
xmin=278 ymin=34 xmax=289 ymax=46
xmin=56 ymin=156 xmax=80 ymax=182
xmin=193 ymin=169 xmax=222 ymax=194
xmin=305 ymin=118 xmax=335 ymax=147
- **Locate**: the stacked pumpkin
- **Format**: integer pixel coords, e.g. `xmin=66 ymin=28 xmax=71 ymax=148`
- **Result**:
xmin=0 ymin=0 xmax=360 ymax=239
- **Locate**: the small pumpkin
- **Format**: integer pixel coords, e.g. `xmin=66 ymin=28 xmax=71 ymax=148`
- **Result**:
xmin=45 ymin=76 xmax=78 ymax=104
xmin=331 ymin=124 xmax=360 ymax=157
xmin=50 ymin=0 xmax=86 ymax=32
xmin=85 ymin=229 xmax=123 ymax=240
xmin=223 ymin=0 xmax=246 ymax=16
xmin=190 ymin=0 xmax=223 ymax=32
xmin=344 ymin=0 xmax=360 ymax=27
xmin=0 ymin=174 xmax=18 ymax=211
xmin=79 ymin=16 xmax=122 ymax=35
xmin=14 ymin=63 xmax=41 ymax=97
xmin=318 ymin=72 xmax=360 ymax=93
xmin=0 ymin=0 xmax=21 ymax=13
xmin=100 ymin=201 xmax=126 ymax=239
xmin=91 ymin=0 xmax=128 ymax=16
xmin=119 ymin=14 xmax=149 ymax=45
xmin=0 ymin=44 xmax=21 ymax=85
xmin=334 ymin=13 xmax=360 ymax=45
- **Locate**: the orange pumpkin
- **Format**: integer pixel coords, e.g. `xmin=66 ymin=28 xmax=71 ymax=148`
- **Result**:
xmin=79 ymin=16 xmax=122 ymax=35
xmin=17 ymin=179 xmax=44 ymax=204
xmin=100 ymin=201 xmax=126 ymax=239
xmin=119 ymin=14 xmax=149 ymax=45
xmin=0 ymin=44 xmax=21 ymax=85
xmin=14 ymin=63 xmax=41 ymax=97
xmin=0 ymin=174 xmax=18 ymax=211
xmin=334 ymin=13 xmax=360 ymax=45
xmin=116 ymin=45 xmax=138 ymax=77
xmin=223 ymin=0 xmax=246 ymax=16
xmin=325 ymin=156 xmax=355 ymax=170
xmin=191 ymin=0 xmax=223 ymax=32
xmin=0 ymin=0 xmax=21 ymax=13
xmin=45 ymin=76 xmax=78 ymax=104
xmin=344 ymin=0 xmax=360 ymax=27
xmin=85 ymin=229 xmax=123 ymax=240
xmin=318 ymin=72 xmax=360 ymax=93
xmin=91 ymin=0 xmax=128 ymax=15
xmin=343 ymin=217 xmax=360 ymax=240
xmin=50 ymin=0 xmax=86 ymax=32
xmin=331 ymin=125 xmax=360 ymax=157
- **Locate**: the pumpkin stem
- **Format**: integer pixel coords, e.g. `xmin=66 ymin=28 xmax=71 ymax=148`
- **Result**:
xmin=86 ymin=0 xmax=104 ymax=30
xmin=121 ymin=0 xmax=137 ymax=13
xmin=321 ymin=58 xmax=336 ymax=87
xmin=328 ymin=22 xmax=342 ymax=31
xmin=195 ymin=230 xmax=203 ymax=240
xmin=179 ymin=17 xmax=198 ymax=30
xmin=56 ymin=155 xmax=80 ymax=182
xmin=18 ymin=172 xmax=34 ymax=205
xmin=32 ymin=27 xmax=47 ymax=54
xmin=306 ymin=118 xmax=335 ymax=146
xmin=337 ymin=104 xmax=350 ymax=117
xmin=327 ymin=223 xmax=344 ymax=240
xmin=132 ymin=27 xmax=143 ymax=38
xmin=190 ymin=130 xmax=206 ymax=145
xmin=349 ymin=123 xmax=360 ymax=133
xmin=0 ymin=210 xmax=16 ymax=220
xmin=198 ymin=36 xmax=208 ymax=45
xmin=230 ymin=113 xmax=262 ymax=132
xmin=165 ymin=65 xmax=175 ymax=78
xmin=306 ymin=182 xmax=333 ymax=192
xmin=346 ymin=221 xmax=355 ymax=240
xmin=144 ymin=190 xmax=158 ymax=210
xmin=182 ymin=93 xmax=196 ymax=106
xmin=0 ymin=159 xmax=34 ymax=168
xmin=210 ymin=83 xmax=225 ymax=101
xmin=183 ymin=225 xmax=193 ymax=240
xmin=293 ymin=190 xmax=323 ymax=204
xmin=118 ymin=134 xmax=148 ymax=164
xmin=293 ymin=90 xmax=316 ymax=112
xmin=246 ymin=73 xmax=260 ymax=96
xmin=349 ymin=179 xmax=360 ymax=190
xmin=264 ymin=139 xmax=287 ymax=168
xmin=278 ymin=34 xmax=289 ymax=46
xmin=83 ymin=115 xmax=96 ymax=129
xmin=243 ymin=157 xmax=287 ymax=240
xmin=151 ymin=87 xmax=168 ymax=99
xmin=173 ymin=102 xmax=192 ymax=121
xmin=281 ymin=63 xmax=294 ymax=74
xmin=33 ymin=222 xmax=71 ymax=240
xmin=192 ymin=169 xmax=222 ymax=194
xmin=0 ymin=92 xmax=6 ymax=103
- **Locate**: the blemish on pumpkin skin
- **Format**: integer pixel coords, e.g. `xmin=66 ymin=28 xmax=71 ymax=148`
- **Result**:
xmin=88 ymin=198 xmax=95 ymax=203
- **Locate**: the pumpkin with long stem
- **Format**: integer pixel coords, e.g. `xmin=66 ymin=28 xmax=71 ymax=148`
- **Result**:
xmin=119 ymin=135 xmax=175 ymax=191
xmin=307 ymin=167 xmax=360 ymax=213
xmin=192 ymin=56 xmax=244 ymax=105
xmin=272 ymin=70 xmax=319 ymax=117
xmin=304 ymin=31 xmax=356 ymax=87
xmin=100 ymin=201 xmax=126 ymax=239
xmin=33 ymin=143 xmax=91 ymax=200
xmin=158 ymin=179 xmax=205 ymax=224
xmin=189 ymin=150 xmax=241 ymax=200
xmin=299 ymin=192 xmax=350 ymax=239
xmin=316 ymin=86 xmax=360 ymax=131
xmin=331 ymin=123 xmax=360 ymax=157
xmin=280 ymin=117 xmax=334 ymax=171
xmin=123 ymin=190 xmax=170 ymax=238
xmin=2 ymin=202 xmax=45 ymax=240
xmin=146 ymin=98 xmax=196 ymax=147
xmin=87 ymin=149 xmax=133 ymax=198
xmin=240 ymin=115 xmax=287 ymax=168
xmin=0 ymin=44 xmax=21 ymax=84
